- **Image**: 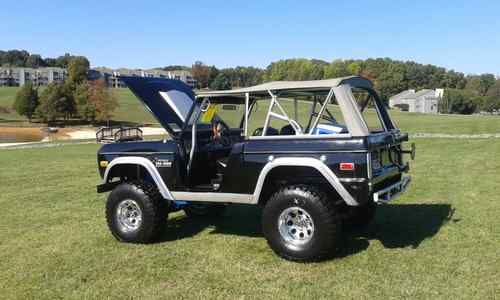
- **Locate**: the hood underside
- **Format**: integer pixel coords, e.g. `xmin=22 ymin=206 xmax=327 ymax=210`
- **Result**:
xmin=120 ymin=76 xmax=196 ymax=135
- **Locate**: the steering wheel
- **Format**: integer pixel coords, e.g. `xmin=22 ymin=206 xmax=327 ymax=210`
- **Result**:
xmin=211 ymin=118 xmax=231 ymax=146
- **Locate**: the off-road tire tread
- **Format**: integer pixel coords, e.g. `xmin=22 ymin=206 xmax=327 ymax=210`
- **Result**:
xmin=106 ymin=180 xmax=167 ymax=243
xmin=262 ymin=185 xmax=342 ymax=262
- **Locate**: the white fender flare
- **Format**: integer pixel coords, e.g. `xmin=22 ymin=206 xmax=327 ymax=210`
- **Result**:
xmin=252 ymin=157 xmax=359 ymax=206
xmin=103 ymin=156 xmax=174 ymax=200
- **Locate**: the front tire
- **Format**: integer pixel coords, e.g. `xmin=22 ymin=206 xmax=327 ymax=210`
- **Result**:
xmin=262 ymin=185 xmax=342 ymax=262
xmin=106 ymin=181 xmax=168 ymax=243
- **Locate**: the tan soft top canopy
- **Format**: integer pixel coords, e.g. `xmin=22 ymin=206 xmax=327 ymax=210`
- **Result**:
xmin=197 ymin=76 xmax=373 ymax=98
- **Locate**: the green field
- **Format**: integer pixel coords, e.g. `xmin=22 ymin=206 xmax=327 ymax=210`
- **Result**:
xmin=1 ymin=87 xmax=500 ymax=134
xmin=0 ymin=139 xmax=498 ymax=298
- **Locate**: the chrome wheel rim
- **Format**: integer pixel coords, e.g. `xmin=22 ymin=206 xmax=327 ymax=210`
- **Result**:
xmin=116 ymin=199 xmax=142 ymax=232
xmin=278 ymin=206 xmax=315 ymax=245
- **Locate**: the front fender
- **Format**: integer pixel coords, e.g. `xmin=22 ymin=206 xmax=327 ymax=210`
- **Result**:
xmin=102 ymin=156 xmax=173 ymax=200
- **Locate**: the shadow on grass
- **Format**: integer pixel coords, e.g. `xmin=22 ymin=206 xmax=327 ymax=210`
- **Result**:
xmin=158 ymin=203 xmax=453 ymax=258
xmin=337 ymin=203 xmax=453 ymax=258
xmin=159 ymin=205 xmax=262 ymax=242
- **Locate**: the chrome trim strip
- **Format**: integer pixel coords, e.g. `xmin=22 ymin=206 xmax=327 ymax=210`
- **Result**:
xmin=103 ymin=156 xmax=174 ymax=200
xmin=100 ymin=152 xmax=174 ymax=155
xmin=244 ymin=150 xmax=369 ymax=154
xmin=339 ymin=178 xmax=367 ymax=183
xmin=248 ymin=133 xmax=352 ymax=140
xmin=367 ymin=152 xmax=372 ymax=179
xmin=171 ymin=192 xmax=253 ymax=204
xmin=252 ymin=157 xmax=359 ymax=206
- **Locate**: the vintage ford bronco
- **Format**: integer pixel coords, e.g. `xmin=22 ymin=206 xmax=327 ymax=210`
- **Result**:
xmin=96 ymin=76 xmax=415 ymax=261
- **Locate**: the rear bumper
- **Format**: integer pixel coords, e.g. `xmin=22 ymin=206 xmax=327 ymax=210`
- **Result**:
xmin=373 ymin=176 xmax=411 ymax=204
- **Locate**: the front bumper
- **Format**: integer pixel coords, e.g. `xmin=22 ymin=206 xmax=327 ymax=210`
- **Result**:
xmin=373 ymin=176 xmax=411 ymax=204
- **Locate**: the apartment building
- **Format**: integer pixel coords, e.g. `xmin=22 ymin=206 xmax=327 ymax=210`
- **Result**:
xmin=0 ymin=67 xmax=67 ymax=87
xmin=92 ymin=67 xmax=197 ymax=88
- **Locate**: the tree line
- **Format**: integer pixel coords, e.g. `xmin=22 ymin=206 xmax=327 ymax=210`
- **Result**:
xmin=13 ymin=56 xmax=117 ymax=124
xmin=189 ymin=58 xmax=500 ymax=114
xmin=0 ymin=50 xmax=85 ymax=68
xmin=6 ymin=48 xmax=499 ymax=116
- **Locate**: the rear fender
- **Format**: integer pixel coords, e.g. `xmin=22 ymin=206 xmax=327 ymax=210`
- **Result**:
xmin=253 ymin=157 xmax=358 ymax=206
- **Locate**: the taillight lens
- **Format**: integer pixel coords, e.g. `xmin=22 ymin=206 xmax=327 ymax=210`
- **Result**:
xmin=340 ymin=162 xmax=355 ymax=171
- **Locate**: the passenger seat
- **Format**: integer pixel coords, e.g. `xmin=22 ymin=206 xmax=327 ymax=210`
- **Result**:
xmin=252 ymin=127 xmax=279 ymax=136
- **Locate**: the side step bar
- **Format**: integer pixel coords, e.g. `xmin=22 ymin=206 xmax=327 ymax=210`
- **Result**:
xmin=373 ymin=176 xmax=411 ymax=204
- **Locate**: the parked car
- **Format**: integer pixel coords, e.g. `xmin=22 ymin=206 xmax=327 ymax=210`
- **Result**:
xmin=96 ymin=75 xmax=415 ymax=261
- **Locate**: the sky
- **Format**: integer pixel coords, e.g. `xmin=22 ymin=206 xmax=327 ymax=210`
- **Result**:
xmin=1 ymin=0 xmax=499 ymax=74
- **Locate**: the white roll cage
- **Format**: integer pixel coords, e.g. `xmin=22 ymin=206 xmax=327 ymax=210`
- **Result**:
xmin=196 ymin=76 xmax=384 ymax=139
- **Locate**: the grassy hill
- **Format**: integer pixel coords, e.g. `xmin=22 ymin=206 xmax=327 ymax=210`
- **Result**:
xmin=0 ymin=139 xmax=498 ymax=298
xmin=1 ymin=86 xmax=500 ymax=134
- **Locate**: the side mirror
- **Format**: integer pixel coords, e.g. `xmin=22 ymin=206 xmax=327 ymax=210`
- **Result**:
xmin=200 ymin=98 xmax=211 ymax=112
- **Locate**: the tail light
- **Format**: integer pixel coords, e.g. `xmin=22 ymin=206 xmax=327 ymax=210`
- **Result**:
xmin=340 ymin=162 xmax=355 ymax=171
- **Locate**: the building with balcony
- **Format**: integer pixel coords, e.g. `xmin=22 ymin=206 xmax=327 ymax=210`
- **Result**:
xmin=0 ymin=67 xmax=67 ymax=87
xmin=91 ymin=67 xmax=197 ymax=89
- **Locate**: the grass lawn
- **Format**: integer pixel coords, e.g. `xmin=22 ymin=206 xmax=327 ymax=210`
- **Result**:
xmin=0 ymin=139 xmax=498 ymax=298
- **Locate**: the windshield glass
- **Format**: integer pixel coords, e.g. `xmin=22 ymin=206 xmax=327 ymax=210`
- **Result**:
xmin=197 ymin=103 xmax=245 ymax=128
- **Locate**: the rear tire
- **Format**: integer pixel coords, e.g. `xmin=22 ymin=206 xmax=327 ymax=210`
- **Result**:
xmin=184 ymin=203 xmax=226 ymax=218
xmin=106 ymin=181 xmax=168 ymax=243
xmin=262 ymin=185 xmax=342 ymax=262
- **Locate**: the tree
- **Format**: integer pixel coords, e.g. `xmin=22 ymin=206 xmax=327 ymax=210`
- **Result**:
xmin=162 ymin=65 xmax=190 ymax=71
xmin=264 ymin=59 xmax=325 ymax=81
xmin=482 ymin=80 xmax=500 ymax=112
xmin=209 ymin=73 xmax=231 ymax=90
xmin=2 ymin=50 xmax=29 ymax=66
xmin=13 ymin=82 xmax=38 ymax=122
xmin=207 ymin=66 xmax=220 ymax=87
xmin=485 ymin=80 xmax=500 ymax=98
xmin=323 ymin=60 xmax=351 ymax=78
xmin=55 ymin=53 xmax=74 ymax=68
xmin=37 ymin=83 xmax=67 ymax=122
xmin=442 ymin=89 xmax=477 ymax=114
xmin=67 ymin=56 xmax=90 ymax=84
xmin=465 ymin=74 xmax=496 ymax=96
xmin=191 ymin=61 xmax=211 ymax=88
xmin=74 ymin=81 xmax=95 ymax=121
xmin=89 ymin=79 xmax=118 ymax=122
xmin=25 ymin=54 xmax=45 ymax=68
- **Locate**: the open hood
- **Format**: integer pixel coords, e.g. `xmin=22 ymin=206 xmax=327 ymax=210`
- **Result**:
xmin=120 ymin=76 xmax=196 ymax=136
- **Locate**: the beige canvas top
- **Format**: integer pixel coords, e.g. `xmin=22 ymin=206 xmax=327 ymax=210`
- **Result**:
xmin=197 ymin=76 xmax=373 ymax=98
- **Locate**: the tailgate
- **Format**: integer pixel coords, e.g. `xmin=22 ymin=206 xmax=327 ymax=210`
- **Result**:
xmin=368 ymin=131 xmax=410 ymax=190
